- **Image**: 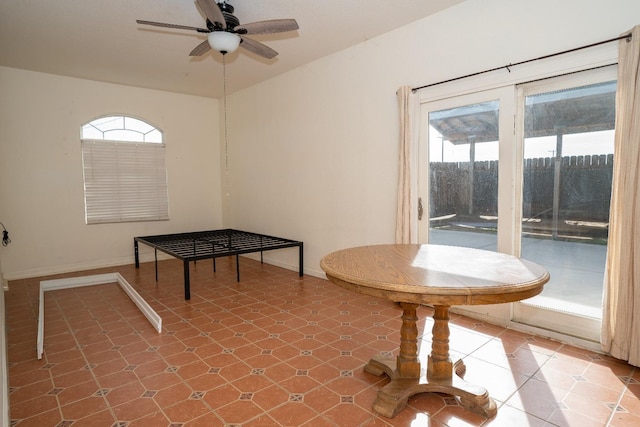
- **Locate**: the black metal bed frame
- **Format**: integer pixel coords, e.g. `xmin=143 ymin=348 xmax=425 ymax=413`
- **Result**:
xmin=134 ymin=229 xmax=304 ymax=300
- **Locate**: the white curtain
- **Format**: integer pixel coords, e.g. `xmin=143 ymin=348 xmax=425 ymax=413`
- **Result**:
xmin=601 ymin=25 xmax=640 ymax=367
xmin=395 ymin=86 xmax=418 ymax=244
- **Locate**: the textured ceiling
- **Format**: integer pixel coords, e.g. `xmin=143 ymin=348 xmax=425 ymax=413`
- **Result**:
xmin=0 ymin=0 xmax=464 ymax=98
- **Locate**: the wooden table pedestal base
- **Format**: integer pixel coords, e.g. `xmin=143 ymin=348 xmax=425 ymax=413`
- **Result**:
xmin=364 ymin=355 xmax=496 ymax=418
xmin=363 ymin=303 xmax=497 ymax=419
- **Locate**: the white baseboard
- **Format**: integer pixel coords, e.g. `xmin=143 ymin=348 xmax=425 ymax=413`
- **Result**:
xmin=1 ymin=288 xmax=9 ymax=426
xmin=1 ymin=252 xmax=178 ymax=281
xmin=242 ymin=252 xmax=325 ymax=279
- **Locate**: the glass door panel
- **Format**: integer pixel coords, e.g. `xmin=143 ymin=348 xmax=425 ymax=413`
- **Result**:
xmin=427 ymin=100 xmax=500 ymax=251
xmin=518 ymin=80 xmax=616 ymax=326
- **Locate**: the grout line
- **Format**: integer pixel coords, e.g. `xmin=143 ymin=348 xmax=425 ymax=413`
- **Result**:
xmin=50 ymin=285 xmax=119 ymax=424
xmin=605 ymin=365 xmax=635 ymax=426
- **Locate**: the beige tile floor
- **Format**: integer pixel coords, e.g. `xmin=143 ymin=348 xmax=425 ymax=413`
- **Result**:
xmin=5 ymin=257 xmax=640 ymax=426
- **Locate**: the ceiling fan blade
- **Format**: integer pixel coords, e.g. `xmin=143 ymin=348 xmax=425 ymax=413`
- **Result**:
xmin=196 ymin=0 xmax=226 ymax=28
xmin=239 ymin=36 xmax=278 ymax=59
xmin=235 ymin=19 xmax=299 ymax=35
xmin=137 ymin=20 xmax=207 ymax=32
xmin=189 ymin=40 xmax=211 ymax=56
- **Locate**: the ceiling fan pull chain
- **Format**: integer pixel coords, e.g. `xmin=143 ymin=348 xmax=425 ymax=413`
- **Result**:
xmin=223 ymin=54 xmax=231 ymax=196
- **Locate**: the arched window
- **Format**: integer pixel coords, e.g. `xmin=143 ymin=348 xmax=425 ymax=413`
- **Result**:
xmin=81 ymin=116 xmax=163 ymax=143
xmin=81 ymin=115 xmax=168 ymax=224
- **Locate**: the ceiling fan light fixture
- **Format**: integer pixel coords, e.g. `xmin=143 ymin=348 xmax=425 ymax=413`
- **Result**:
xmin=137 ymin=0 xmax=298 ymax=59
xmin=207 ymin=31 xmax=241 ymax=54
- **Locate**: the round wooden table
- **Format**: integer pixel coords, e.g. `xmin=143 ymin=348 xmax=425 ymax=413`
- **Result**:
xmin=320 ymin=244 xmax=549 ymax=418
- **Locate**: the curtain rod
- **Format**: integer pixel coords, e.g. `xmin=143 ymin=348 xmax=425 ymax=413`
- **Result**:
xmin=412 ymin=33 xmax=632 ymax=92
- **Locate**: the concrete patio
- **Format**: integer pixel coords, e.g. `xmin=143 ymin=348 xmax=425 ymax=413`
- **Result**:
xmin=429 ymin=229 xmax=606 ymax=318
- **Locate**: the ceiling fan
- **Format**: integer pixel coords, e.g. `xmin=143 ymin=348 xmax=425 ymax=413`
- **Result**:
xmin=136 ymin=0 xmax=299 ymax=59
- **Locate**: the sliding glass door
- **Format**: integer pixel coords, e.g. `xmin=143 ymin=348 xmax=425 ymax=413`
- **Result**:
xmin=419 ymin=68 xmax=616 ymax=341
xmin=419 ymin=88 xmax=516 ymax=254
xmin=513 ymin=76 xmax=616 ymax=340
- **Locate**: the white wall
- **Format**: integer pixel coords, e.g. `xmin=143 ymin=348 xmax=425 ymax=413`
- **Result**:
xmin=0 ymin=67 xmax=223 ymax=279
xmin=223 ymin=0 xmax=639 ymax=279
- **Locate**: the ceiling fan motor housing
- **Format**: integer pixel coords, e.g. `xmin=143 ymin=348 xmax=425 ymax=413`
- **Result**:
xmin=217 ymin=2 xmax=240 ymax=31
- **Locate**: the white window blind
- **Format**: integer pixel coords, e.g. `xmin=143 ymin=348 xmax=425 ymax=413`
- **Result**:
xmin=82 ymin=140 xmax=169 ymax=224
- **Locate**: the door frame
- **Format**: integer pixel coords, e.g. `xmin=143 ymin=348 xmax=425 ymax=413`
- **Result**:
xmin=417 ymin=86 xmax=517 ymax=255
xmin=511 ymin=66 xmax=617 ymax=342
xmin=416 ymin=66 xmax=617 ymax=343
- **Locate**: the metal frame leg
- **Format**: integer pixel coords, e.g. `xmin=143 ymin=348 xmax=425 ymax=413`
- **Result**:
xmin=299 ymin=242 xmax=304 ymax=277
xmin=184 ymin=260 xmax=190 ymax=300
